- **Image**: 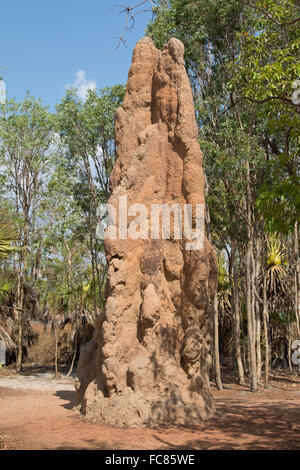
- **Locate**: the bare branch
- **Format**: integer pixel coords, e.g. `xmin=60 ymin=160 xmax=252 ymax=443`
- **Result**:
xmin=243 ymin=95 xmax=300 ymax=107
xmin=222 ymin=94 xmax=300 ymax=116
xmin=112 ymin=0 xmax=155 ymax=50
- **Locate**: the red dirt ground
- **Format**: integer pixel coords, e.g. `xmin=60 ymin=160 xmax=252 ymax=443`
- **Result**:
xmin=0 ymin=369 xmax=300 ymax=450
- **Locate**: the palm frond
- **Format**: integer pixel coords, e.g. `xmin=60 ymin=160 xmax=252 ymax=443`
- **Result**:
xmin=266 ymin=236 xmax=290 ymax=298
xmin=0 ymin=210 xmax=19 ymax=259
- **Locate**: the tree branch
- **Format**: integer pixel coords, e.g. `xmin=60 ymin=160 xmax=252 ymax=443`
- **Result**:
xmin=239 ymin=0 xmax=300 ymax=27
xmin=112 ymin=1 xmax=155 ymax=49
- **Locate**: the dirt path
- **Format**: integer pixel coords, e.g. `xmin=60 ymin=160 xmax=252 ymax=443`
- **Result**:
xmin=1 ymin=371 xmax=300 ymax=450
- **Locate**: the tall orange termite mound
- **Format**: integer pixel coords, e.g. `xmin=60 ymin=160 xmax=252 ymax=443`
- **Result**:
xmin=76 ymin=37 xmax=217 ymax=427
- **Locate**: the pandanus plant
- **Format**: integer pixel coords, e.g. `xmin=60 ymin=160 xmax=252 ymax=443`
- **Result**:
xmin=0 ymin=210 xmax=18 ymax=259
xmin=260 ymin=236 xmax=293 ymax=370
xmin=217 ymin=253 xmax=234 ymax=360
xmin=265 ymin=236 xmax=291 ymax=304
xmin=0 ymin=211 xmax=36 ymax=365
xmin=61 ymin=308 xmax=95 ymax=376
xmin=0 ymin=210 xmax=18 ymax=353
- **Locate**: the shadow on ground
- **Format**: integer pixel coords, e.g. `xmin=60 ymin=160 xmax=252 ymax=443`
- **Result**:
xmin=151 ymin=398 xmax=300 ymax=450
xmin=55 ymin=387 xmax=300 ymax=450
xmin=54 ymin=439 xmax=114 ymax=450
xmin=55 ymin=389 xmax=77 ymax=410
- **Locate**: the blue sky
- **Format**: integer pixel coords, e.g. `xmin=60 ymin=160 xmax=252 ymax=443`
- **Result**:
xmin=0 ymin=0 xmax=153 ymax=110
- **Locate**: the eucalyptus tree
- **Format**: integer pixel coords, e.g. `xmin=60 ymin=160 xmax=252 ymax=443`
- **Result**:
xmin=146 ymin=0 xmax=267 ymax=390
xmin=144 ymin=0 xmax=300 ymax=388
xmin=56 ymin=85 xmax=125 ymax=203
xmin=0 ymin=95 xmax=56 ymax=370
xmin=0 ymin=209 xmax=18 ymax=259
xmin=232 ymin=0 xmax=300 ymax=353
xmin=56 ymin=85 xmax=125 ymax=311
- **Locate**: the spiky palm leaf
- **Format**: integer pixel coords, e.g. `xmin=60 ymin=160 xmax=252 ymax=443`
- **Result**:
xmin=0 ymin=307 xmax=37 ymax=355
xmin=62 ymin=308 xmax=95 ymax=346
xmin=0 ymin=315 xmax=17 ymax=351
xmin=266 ymin=236 xmax=290 ymax=298
xmin=217 ymin=254 xmax=234 ymax=357
xmin=57 ymin=308 xmax=95 ymax=368
xmin=217 ymin=254 xmax=231 ymax=311
xmin=0 ymin=210 xmax=18 ymax=259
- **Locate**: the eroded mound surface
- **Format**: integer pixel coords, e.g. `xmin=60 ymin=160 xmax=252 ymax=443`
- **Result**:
xmin=76 ymin=37 xmax=217 ymax=427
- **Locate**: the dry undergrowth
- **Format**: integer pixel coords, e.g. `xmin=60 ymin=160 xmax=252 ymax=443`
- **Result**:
xmin=0 ymin=366 xmax=16 ymax=377
xmin=27 ymin=324 xmax=72 ymax=367
xmin=27 ymin=326 xmax=57 ymax=366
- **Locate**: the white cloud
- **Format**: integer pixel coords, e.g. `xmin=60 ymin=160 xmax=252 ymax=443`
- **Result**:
xmin=67 ymin=69 xmax=97 ymax=100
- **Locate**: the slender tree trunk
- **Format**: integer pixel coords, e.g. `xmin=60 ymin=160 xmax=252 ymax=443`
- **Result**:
xmin=256 ymin=302 xmax=262 ymax=383
xmin=94 ymin=241 xmax=105 ymax=309
xmin=16 ymin=214 xmax=28 ymax=373
xmin=287 ymin=311 xmax=293 ymax=372
xmin=213 ymin=293 xmax=223 ymax=390
xmin=89 ymin=234 xmax=97 ymax=314
xmin=66 ymin=244 xmax=72 ymax=315
xmin=16 ymin=310 xmax=23 ymax=373
xmin=294 ymin=222 xmax=300 ymax=338
xmin=16 ymin=263 xmax=23 ymax=373
xmin=83 ymin=153 xmax=98 ymax=208
xmin=245 ymin=158 xmax=258 ymax=392
xmin=252 ymin=237 xmax=262 ymax=383
xmin=67 ymin=339 xmax=77 ymax=377
xmin=231 ymin=244 xmax=245 ymax=384
xmin=242 ymin=339 xmax=247 ymax=376
xmin=54 ymin=323 xmax=59 ymax=379
xmin=246 ymin=228 xmax=258 ymax=392
xmin=262 ymin=258 xmax=270 ymax=389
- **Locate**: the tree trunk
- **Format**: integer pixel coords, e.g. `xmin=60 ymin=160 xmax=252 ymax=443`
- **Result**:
xmin=294 ymin=222 xmax=300 ymax=338
xmin=246 ymin=229 xmax=258 ymax=392
xmin=16 ymin=262 xmax=23 ymax=373
xmin=213 ymin=293 xmax=223 ymax=390
xmin=67 ymin=339 xmax=77 ymax=377
xmin=16 ymin=212 xmax=29 ymax=372
xmin=66 ymin=244 xmax=72 ymax=315
xmin=262 ymin=259 xmax=270 ymax=389
xmin=16 ymin=310 xmax=23 ymax=373
xmin=244 ymin=157 xmax=258 ymax=392
xmin=89 ymin=234 xmax=97 ymax=314
xmin=256 ymin=304 xmax=262 ymax=383
xmin=231 ymin=245 xmax=245 ymax=385
xmin=54 ymin=324 xmax=59 ymax=379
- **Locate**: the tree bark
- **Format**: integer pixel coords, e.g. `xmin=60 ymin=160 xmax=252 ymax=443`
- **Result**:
xmin=16 ymin=214 xmax=28 ymax=373
xmin=67 ymin=338 xmax=77 ymax=377
xmin=246 ymin=228 xmax=258 ymax=392
xmin=294 ymin=221 xmax=300 ymax=338
xmin=231 ymin=244 xmax=245 ymax=384
xmin=262 ymin=257 xmax=270 ymax=389
xmin=54 ymin=323 xmax=59 ymax=379
xmin=213 ymin=292 xmax=223 ymax=390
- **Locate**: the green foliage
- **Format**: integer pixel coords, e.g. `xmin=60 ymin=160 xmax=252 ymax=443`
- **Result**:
xmin=256 ymin=177 xmax=300 ymax=234
xmin=147 ymin=0 xmax=298 ymax=368
xmin=148 ymin=0 xmax=265 ymax=249
xmin=148 ymin=0 xmax=299 ymax=238
xmin=217 ymin=253 xmax=231 ymax=309
xmin=56 ymin=84 xmax=125 ymax=201
xmin=0 ymin=84 xmax=124 ymax=339
xmin=231 ymin=0 xmax=300 ymax=232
